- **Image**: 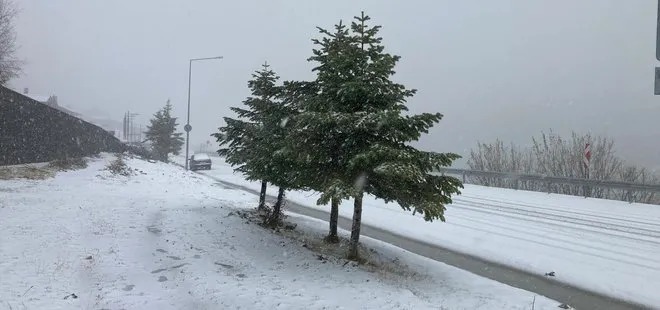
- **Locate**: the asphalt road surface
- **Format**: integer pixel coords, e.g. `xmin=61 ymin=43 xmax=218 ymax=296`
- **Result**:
xmin=200 ymin=172 xmax=650 ymax=310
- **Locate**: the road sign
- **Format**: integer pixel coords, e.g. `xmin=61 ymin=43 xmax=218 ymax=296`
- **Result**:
xmin=655 ymin=67 xmax=660 ymax=95
xmin=583 ymin=143 xmax=591 ymax=169
xmin=657 ymin=0 xmax=660 ymax=61
xmin=184 ymin=124 xmax=192 ymax=132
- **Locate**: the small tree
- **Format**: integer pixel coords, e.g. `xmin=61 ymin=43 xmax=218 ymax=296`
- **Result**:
xmin=214 ymin=62 xmax=281 ymax=211
xmin=145 ymin=99 xmax=184 ymax=162
xmin=0 ymin=0 xmax=21 ymax=84
xmin=276 ymin=20 xmax=354 ymax=243
xmin=466 ymin=130 xmax=660 ymax=204
xmin=288 ymin=13 xmax=462 ymax=259
xmin=213 ymin=63 xmax=304 ymax=226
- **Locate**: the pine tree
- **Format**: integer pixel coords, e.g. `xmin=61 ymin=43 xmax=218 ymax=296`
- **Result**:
xmin=214 ymin=62 xmax=281 ymax=211
xmin=213 ymin=63 xmax=302 ymax=226
xmin=145 ymin=99 xmax=184 ymax=162
xmin=288 ymin=12 xmax=463 ymax=259
xmin=310 ymin=21 xmax=352 ymax=244
xmin=274 ymin=21 xmax=356 ymax=243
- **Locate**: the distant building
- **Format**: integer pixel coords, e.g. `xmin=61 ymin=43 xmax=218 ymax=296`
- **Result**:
xmin=20 ymin=87 xmax=121 ymax=136
xmin=22 ymin=88 xmax=80 ymax=117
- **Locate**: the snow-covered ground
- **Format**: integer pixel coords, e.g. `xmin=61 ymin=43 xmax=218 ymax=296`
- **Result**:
xmin=194 ymin=155 xmax=660 ymax=309
xmin=0 ymin=154 xmax=560 ymax=310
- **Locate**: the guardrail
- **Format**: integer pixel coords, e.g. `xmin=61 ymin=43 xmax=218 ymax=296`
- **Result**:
xmin=434 ymin=168 xmax=660 ymax=200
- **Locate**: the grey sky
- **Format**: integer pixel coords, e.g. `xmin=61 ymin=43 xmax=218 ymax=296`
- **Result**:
xmin=10 ymin=0 xmax=660 ymax=168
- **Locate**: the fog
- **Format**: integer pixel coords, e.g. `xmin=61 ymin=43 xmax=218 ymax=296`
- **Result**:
xmin=11 ymin=0 xmax=660 ymax=168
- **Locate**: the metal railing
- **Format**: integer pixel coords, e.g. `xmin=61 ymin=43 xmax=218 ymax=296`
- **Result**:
xmin=434 ymin=168 xmax=660 ymax=200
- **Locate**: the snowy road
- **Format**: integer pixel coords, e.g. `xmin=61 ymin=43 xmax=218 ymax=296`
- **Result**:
xmin=198 ymin=156 xmax=660 ymax=310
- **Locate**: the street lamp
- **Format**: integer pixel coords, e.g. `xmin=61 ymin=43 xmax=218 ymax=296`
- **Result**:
xmin=184 ymin=55 xmax=223 ymax=170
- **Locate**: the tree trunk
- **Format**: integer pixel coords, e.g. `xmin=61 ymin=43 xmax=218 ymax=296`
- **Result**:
xmin=266 ymin=187 xmax=286 ymax=227
xmin=274 ymin=187 xmax=285 ymax=217
xmin=324 ymin=197 xmax=340 ymax=243
xmin=258 ymin=181 xmax=267 ymax=211
xmin=347 ymin=191 xmax=364 ymax=260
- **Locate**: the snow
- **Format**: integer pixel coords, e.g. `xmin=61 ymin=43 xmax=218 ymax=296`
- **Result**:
xmin=198 ymin=156 xmax=660 ymax=309
xmin=0 ymin=154 xmax=562 ymax=309
xmin=24 ymin=93 xmax=51 ymax=103
xmin=192 ymin=153 xmax=211 ymax=160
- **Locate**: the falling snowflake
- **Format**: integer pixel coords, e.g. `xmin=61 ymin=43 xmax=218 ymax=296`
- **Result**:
xmin=354 ymin=172 xmax=368 ymax=190
xmin=279 ymin=117 xmax=289 ymax=128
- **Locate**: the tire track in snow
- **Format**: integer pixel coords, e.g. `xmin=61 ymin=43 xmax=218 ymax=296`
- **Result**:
xmin=450 ymin=202 xmax=660 ymax=248
xmin=446 ymin=211 xmax=660 ymax=271
xmin=453 ymin=198 xmax=660 ymax=239
xmin=448 ymin=207 xmax=660 ymax=256
xmin=460 ymin=194 xmax=659 ymax=227
xmin=363 ymin=194 xmax=660 ymax=254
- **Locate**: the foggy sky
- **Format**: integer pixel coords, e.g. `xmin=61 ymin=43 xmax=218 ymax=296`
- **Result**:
xmin=10 ymin=0 xmax=660 ymax=168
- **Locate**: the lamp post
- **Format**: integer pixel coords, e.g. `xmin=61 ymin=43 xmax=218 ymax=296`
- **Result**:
xmin=184 ymin=56 xmax=223 ymax=170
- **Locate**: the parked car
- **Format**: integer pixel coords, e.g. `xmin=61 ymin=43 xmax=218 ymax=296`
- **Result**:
xmin=189 ymin=153 xmax=212 ymax=171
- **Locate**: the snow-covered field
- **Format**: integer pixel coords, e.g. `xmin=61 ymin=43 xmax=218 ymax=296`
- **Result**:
xmin=196 ymin=155 xmax=660 ymax=309
xmin=0 ymin=154 xmax=560 ymax=310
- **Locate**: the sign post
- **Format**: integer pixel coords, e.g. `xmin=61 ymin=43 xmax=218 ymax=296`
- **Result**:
xmin=583 ymin=143 xmax=592 ymax=197
xmin=657 ymin=0 xmax=660 ymax=61
xmin=656 ymin=1 xmax=660 ymax=94
xmin=655 ymin=67 xmax=660 ymax=95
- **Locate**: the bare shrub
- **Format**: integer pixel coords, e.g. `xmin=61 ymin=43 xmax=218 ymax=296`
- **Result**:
xmin=468 ymin=139 xmax=535 ymax=189
xmin=0 ymin=0 xmax=21 ymax=84
xmin=125 ymin=143 xmax=158 ymax=160
xmin=467 ymin=130 xmax=660 ymax=204
xmin=0 ymin=165 xmax=54 ymax=180
xmin=616 ymin=165 xmax=660 ymax=204
xmin=49 ymin=157 xmax=88 ymax=171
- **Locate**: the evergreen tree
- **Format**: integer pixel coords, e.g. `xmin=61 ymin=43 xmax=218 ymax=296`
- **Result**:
xmin=214 ymin=62 xmax=280 ymax=211
xmin=274 ymin=21 xmax=355 ymax=243
xmin=309 ymin=21 xmax=352 ymax=244
xmin=145 ymin=100 xmax=184 ymax=162
xmin=213 ymin=63 xmax=302 ymax=226
xmin=288 ymin=12 xmax=463 ymax=259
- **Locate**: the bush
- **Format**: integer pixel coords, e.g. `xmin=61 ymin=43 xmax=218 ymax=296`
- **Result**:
xmin=49 ymin=157 xmax=88 ymax=171
xmin=467 ymin=130 xmax=660 ymax=204
xmin=106 ymin=154 xmax=134 ymax=176
xmin=125 ymin=143 xmax=158 ymax=160
xmin=0 ymin=165 xmax=55 ymax=180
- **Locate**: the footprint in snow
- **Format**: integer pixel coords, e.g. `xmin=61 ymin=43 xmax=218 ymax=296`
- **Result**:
xmin=122 ymin=285 xmax=135 ymax=291
xmin=151 ymin=263 xmax=190 ymax=274
xmin=151 ymin=268 xmax=167 ymax=274
xmin=214 ymin=262 xmax=234 ymax=269
xmin=146 ymin=225 xmax=162 ymax=235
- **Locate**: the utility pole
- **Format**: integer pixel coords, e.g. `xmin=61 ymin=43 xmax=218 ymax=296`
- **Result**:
xmin=123 ymin=112 xmax=128 ymax=141
xmin=129 ymin=112 xmax=133 ymax=143
xmin=656 ymin=0 xmax=660 ymax=62
xmin=123 ymin=112 xmax=140 ymax=143
xmin=127 ymin=112 xmax=131 ymax=142
xmin=655 ymin=0 xmax=660 ymax=95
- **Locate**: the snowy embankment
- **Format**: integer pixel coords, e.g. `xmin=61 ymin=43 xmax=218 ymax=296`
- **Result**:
xmin=196 ymin=156 xmax=660 ymax=309
xmin=0 ymin=154 xmax=559 ymax=310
